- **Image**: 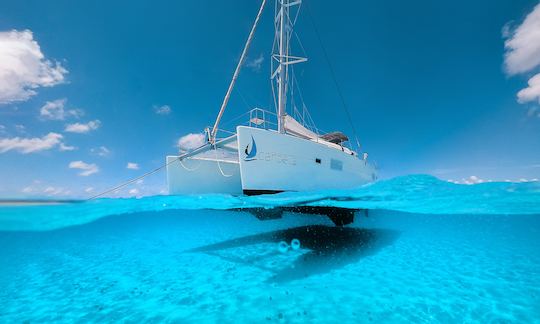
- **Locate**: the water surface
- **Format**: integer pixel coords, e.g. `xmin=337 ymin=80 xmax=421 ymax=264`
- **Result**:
xmin=1 ymin=175 xmax=539 ymax=322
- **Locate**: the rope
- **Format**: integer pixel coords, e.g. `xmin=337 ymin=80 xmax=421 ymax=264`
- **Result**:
xmin=179 ymin=159 xmax=200 ymax=172
xmin=87 ymin=143 xmax=210 ymax=200
xmin=214 ymin=147 xmax=233 ymax=177
xmin=305 ymin=0 xmax=362 ymax=151
xmin=86 ymin=157 xmax=179 ymax=200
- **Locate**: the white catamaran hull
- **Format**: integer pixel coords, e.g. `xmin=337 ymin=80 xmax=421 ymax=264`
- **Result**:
xmin=166 ymin=156 xmax=242 ymax=195
xmin=167 ymin=126 xmax=376 ymax=195
xmin=237 ymin=126 xmax=376 ymax=194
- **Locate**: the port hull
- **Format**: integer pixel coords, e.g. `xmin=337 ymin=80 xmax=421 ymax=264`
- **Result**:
xmin=237 ymin=126 xmax=376 ymax=193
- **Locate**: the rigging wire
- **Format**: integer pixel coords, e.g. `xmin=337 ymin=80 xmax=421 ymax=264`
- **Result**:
xmin=210 ymin=0 xmax=267 ymax=142
xmin=87 ymin=159 xmax=176 ymax=200
xmin=87 ymin=143 xmax=210 ymax=200
xmin=304 ymin=0 xmax=362 ymax=151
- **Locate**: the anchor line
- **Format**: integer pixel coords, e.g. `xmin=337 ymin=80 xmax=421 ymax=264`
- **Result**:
xmin=87 ymin=143 xmax=210 ymax=200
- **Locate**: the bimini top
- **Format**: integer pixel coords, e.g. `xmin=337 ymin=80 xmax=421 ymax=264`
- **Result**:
xmin=320 ymin=132 xmax=349 ymax=144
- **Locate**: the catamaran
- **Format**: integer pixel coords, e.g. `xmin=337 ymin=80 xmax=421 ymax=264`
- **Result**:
xmin=166 ymin=0 xmax=377 ymax=196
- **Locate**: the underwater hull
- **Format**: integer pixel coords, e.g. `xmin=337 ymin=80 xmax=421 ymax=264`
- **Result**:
xmin=237 ymin=126 xmax=376 ymax=193
xmin=166 ymin=156 xmax=242 ymax=195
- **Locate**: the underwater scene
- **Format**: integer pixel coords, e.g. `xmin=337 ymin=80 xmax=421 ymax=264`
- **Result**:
xmin=1 ymin=175 xmax=539 ymax=322
xmin=3 ymin=0 xmax=540 ymax=322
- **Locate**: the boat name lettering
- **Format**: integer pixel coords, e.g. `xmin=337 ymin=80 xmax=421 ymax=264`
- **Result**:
xmin=256 ymin=151 xmax=296 ymax=165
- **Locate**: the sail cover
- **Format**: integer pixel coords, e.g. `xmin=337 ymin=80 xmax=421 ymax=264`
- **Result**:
xmin=284 ymin=115 xmax=318 ymax=139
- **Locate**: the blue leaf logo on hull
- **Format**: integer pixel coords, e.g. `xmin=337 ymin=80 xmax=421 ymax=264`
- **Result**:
xmin=244 ymin=136 xmax=257 ymax=161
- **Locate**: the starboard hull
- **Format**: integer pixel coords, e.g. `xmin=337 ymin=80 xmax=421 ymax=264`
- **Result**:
xmin=237 ymin=126 xmax=376 ymax=194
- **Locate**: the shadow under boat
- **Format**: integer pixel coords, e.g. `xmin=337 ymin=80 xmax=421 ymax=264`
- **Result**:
xmin=189 ymin=225 xmax=400 ymax=283
xmin=234 ymin=206 xmax=368 ymax=226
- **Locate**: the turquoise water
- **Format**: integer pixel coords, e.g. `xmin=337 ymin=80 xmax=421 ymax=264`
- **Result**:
xmin=1 ymin=175 xmax=539 ymax=322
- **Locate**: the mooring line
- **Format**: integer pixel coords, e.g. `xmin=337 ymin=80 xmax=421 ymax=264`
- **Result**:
xmin=87 ymin=142 xmax=211 ymax=200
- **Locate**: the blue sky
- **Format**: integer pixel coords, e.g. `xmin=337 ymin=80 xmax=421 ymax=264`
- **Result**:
xmin=1 ymin=0 xmax=540 ymax=198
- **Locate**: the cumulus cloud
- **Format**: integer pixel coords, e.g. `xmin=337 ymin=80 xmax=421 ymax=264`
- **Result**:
xmin=127 ymin=162 xmax=139 ymax=170
xmin=59 ymin=143 xmax=76 ymax=151
xmin=0 ymin=132 xmax=64 ymax=153
xmin=504 ymin=3 xmax=540 ymax=75
xmin=504 ymin=4 xmax=540 ymax=114
xmin=448 ymin=176 xmax=492 ymax=185
xmin=90 ymin=146 xmax=111 ymax=157
xmin=43 ymin=186 xmax=66 ymax=196
xmin=463 ymin=175 xmax=485 ymax=185
xmin=245 ymin=53 xmax=264 ymax=72
xmin=0 ymin=30 xmax=67 ymax=104
xmin=154 ymin=104 xmax=171 ymax=115
xmin=517 ymin=73 xmax=540 ymax=104
xmin=177 ymin=133 xmax=206 ymax=151
xmin=69 ymin=160 xmax=99 ymax=176
xmin=40 ymin=98 xmax=82 ymax=120
xmin=65 ymin=120 xmax=101 ymax=133
xmin=128 ymin=188 xmax=139 ymax=195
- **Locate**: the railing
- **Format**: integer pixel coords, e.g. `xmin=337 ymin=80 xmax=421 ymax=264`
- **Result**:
xmin=210 ymin=107 xmax=278 ymax=141
xmin=248 ymin=107 xmax=278 ymax=130
xmin=211 ymin=107 xmax=363 ymax=160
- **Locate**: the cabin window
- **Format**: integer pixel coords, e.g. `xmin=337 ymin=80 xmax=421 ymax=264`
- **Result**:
xmin=315 ymin=158 xmax=321 ymax=164
xmin=330 ymin=159 xmax=343 ymax=171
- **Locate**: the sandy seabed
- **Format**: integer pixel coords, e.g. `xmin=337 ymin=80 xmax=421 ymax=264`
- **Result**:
xmin=0 ymin=209 xmax=539 ymax=323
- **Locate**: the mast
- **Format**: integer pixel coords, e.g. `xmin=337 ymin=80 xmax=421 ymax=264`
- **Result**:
xmin=277 ymin=0 xmax=288 ymax=133
xmin=272 ymin=0 xmax=306 ymax=133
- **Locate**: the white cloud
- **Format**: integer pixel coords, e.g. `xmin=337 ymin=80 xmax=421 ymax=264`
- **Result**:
xmin=15 ymin=124 xmax=26 ymax=133
xmin=504 ymin=4 xmax=540 ymax=75
xmin=517 ymin=73 xmax=540 ymax=104
xmin=85 ymin=187 xmax=94 ymax=193
xmin=59 ymin=143 xmax=76 ymax=151
xmin=245 ymin=53 xmax=264 ymax=72
xmin=0 ymin=124 xmax=5 ymax=134
xmin=65 ymin=120 xmax=101 ymax=133
xmin=177 ymin=133 xmax=206 ymax=151
xmin=40 ymin=98 xmax=83 ymax=120
xmin=44 ymin=186 xmax=62 ymax=195
xmin=0 ymin=132 xmax=63 ymax=153
xmin=454 ymin=175 xmax=486 ymax=185
xmin=128 ymin=188 xmax=139 ymax=195
xmin=127 ymin=162 xmax=139 ymax=170
xmin=91 ymin=146 xmax=110 ymax=157
xmin=154 ymin=104 xmax=171 ymax=115
xmin=42 ymin=186 xmax=71 ymax=196
xmin=21 ymin=186 xmax=34 ymax=193
xmin=0 ymin=30 xmax=67 ymax=104
xmin=504 ymin=4 xmax=540 ymax=114
xmin=68 ymin=160 xmax=99 ymax=176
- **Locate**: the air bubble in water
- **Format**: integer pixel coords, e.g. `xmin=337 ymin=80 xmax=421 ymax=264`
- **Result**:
xmin=278 ymin=241 xmax=289 ymax=253
xmin=291 ymin=238 xmax=301 ymax=250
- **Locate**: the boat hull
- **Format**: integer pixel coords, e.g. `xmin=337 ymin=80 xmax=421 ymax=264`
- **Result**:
xmin=166 ymin=156 xmax=242 ymax=195
xmin=237 ymin=126 xmax=376 ymax=193
xmin=166 ymin=126 xmax=376 ymax=195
